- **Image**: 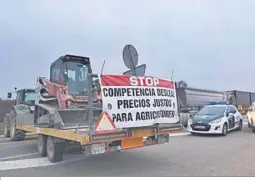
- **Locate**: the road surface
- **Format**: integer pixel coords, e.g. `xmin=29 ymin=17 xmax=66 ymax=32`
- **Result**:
xmin=0 ymin=124 xmax=255 ymax=176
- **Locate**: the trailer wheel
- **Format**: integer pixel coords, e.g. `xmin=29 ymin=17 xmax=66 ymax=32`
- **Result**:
xmin=46 ymin=136 xmax=64 ymax=163
xmin=37 ymin=134 xmax=47 ymax=156
xmin=10 ymin=119 xmax=25 ymax=141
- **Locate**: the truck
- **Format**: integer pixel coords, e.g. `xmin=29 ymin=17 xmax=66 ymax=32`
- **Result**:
xmin=225 ymin=90 xmax=255 ymax=115
xmin=176 ymin=86 xmax=226 ymax=127
xmin=4 ymin=54 xmax=183 ymax=163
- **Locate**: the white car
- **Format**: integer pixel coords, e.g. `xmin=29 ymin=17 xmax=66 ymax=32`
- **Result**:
xmin=187 ymin=104 xmax=243 ymax=136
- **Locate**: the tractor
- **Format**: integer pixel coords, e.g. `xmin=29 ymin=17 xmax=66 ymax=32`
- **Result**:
xmin=4 ymin=88 xmax=36 ymax=140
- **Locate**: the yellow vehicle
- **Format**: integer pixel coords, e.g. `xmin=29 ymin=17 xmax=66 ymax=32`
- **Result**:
xmin=5 ymin=54 xmax=183 ymax=163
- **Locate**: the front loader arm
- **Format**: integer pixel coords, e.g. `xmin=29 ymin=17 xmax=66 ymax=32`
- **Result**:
xmin=37 ymin=77 xmax=74 ymax=109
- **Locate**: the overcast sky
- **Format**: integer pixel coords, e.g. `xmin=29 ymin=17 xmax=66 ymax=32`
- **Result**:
xmin=0 ymin=0 xmax=255 ymax=98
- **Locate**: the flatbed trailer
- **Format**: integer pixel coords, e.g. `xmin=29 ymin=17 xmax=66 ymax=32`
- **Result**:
xmin=13 ymin=122 xmax=183 ymax=162
xmin=16 ymin=123 xmax=183 ymax=145
xmin=16 ymin=124 xmax=183 ymax=145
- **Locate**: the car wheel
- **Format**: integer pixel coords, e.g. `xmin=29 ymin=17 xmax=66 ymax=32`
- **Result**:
xmin=221 ymin=123 xmax=228 ymax=136
xmin=237 ymin=120 xmax=243 ymax=131
xmin=250 ymin=119 xmax=254 ymax=128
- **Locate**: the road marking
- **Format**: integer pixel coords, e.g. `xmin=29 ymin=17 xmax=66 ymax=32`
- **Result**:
xmin=0 ymin=140 xmax=33 ymax=145
xmin=0 ymin=137 xmax=11 ymax=141
xmin=0 ymin=153 xmax=38 ymax=161
xmin=0 ymin=157 xmax=56 ymax=171
xmin=0 ymin=155 xmax=87 ymax=171
xmin=170 ymin=132 xmax=190 ymax=137
xmin=0 ymin=133 xmax=36 ymax=138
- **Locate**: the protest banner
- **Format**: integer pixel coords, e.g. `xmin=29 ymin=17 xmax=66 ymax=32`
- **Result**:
xmin=99 ymin=75 xmax=179 ymax=128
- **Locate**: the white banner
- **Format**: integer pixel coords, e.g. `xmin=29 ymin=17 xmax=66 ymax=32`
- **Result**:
xmin=99 ymin=75 xmax=179 ymax=128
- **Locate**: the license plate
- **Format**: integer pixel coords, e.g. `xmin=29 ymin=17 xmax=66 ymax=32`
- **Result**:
xmin=195 ymin=125 xmax=205 ymax=129
xmin=91 ymin=143 xmax=105 ymax=155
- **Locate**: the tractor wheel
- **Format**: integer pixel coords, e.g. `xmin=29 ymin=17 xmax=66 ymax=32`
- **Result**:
xmin=3 ymin=121 xmax=10 ymax=138
xmin=46 ymin=136 xmax=64 ymax=163
xmin=10 ymin=119 xmax=25 ymax=141
xmin=37 ymin=134 xmax=47 ymax=156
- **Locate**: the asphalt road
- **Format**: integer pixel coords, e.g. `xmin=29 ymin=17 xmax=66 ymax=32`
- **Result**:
xmin=0 ymin=122 xmax=4 ymax=135
xmin=0 ymin=123 xmax=255 ymax=177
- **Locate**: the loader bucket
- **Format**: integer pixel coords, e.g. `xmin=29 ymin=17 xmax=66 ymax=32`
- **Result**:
xmin=57 ymin=108 xmax=102 ymax=129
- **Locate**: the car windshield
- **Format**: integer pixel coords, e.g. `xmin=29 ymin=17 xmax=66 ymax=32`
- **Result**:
xmin=64 ymin=61 xmax=89 ymax=95
xmin=24 ymin=91 xmax=36 ymax=106
xmin=196 ymin=106 xmax=226 ymax=115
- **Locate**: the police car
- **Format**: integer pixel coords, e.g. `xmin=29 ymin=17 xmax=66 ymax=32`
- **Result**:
xmin=187 ymin=101 xmax=243 ymax=136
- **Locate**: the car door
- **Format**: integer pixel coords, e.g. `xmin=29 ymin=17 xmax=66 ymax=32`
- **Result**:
xmin=230 ymin=106 xmax=240 ymax=127
xmin=226 ymin=106 xmax=235 ymax=129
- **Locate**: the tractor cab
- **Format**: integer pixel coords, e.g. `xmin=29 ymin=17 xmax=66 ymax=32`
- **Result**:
xmin=7 ymin=88 xmax=36 ymax=108
xmin=50 ymin=55 xmax=92 ymax=96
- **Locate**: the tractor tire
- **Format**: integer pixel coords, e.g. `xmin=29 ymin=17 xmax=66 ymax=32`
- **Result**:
xmin=46 ymin=136 xmax=64 ymax=163
xmin=37 ymin=134 xmax=47 ymax=156
xmin=10 ymin=119 xmax=25 ymax=141
xmin=3 ymin=121 xmax=10 ymax=138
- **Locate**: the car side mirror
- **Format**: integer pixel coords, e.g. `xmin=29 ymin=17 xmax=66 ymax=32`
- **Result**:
xmin=228 ymin=113 xmax=234 ymax=117
xmin=7 ymin=92 xmax=12 ymax=99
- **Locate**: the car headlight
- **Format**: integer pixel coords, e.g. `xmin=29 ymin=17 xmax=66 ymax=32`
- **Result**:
xmin=210 ymin=118 xmax=222 ymax=124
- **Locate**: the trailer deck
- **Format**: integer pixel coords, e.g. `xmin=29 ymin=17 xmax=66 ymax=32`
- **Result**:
xmin=16 ymin=123 xmax=183 ymax=145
